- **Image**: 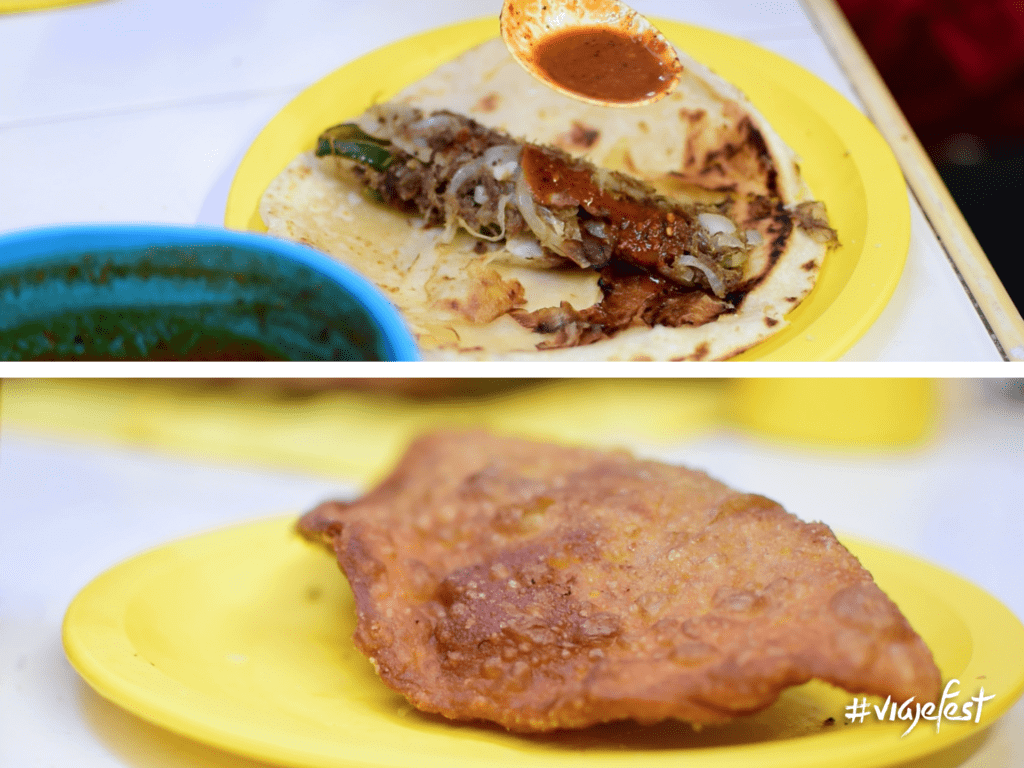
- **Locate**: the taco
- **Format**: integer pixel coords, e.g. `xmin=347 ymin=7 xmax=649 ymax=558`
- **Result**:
xmin=260 ymin=37 xmax=836 ymax=360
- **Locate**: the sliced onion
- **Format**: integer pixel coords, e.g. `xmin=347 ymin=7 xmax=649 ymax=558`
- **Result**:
xmin=722 ymin=251 xmax=748 ymax=268
xmin=541 ymin=207 xmax=568 ymax=239
xmin=355 ymin=104 xmax=409 ymax=140
xmin=506 ymin=234 xmax=546 ymax=260
xmin=493 ymin=194 xmax=512 ymax=238
xmin=439 ymin=157 xmax=488 ymax=242
xmin=409 ymin=113 xmax=464 ymax=136
xmin=669 ymin=254 xmax=727 ymax=297
xmin=484 ymin=144 xmax=520 ymax=162
xmin=446 ymin=157 xmax=487 ymax=201
xmin=483 ymin=144 xmax=521 ymax=181
xmin=712 ymin=232 xmax=745 ymax=250
xmin=356 ymin=105 xmax=435 ymax=161
xmin=457 ymin=195 xmax=515 ymax=243
xmin=698 ymin=212 xmax=737 ymax=236
xmin=491 ymin=160 xmax=519 ymax=181
xmin=514 ymin=167 xmax=564 ymax=255
xmin=439 ymin=217 xmax=459 ymax=244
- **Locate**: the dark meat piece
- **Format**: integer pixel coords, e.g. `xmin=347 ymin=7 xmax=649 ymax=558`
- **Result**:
xmin=511 ymin=265 xmax=733 ymax=348
xmin=298 ymin=431 xmax=941 ymax=733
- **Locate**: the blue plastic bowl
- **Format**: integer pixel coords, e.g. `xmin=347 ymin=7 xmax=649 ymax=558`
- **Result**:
xmin=0 ymin=224 xmax=419 ymax=361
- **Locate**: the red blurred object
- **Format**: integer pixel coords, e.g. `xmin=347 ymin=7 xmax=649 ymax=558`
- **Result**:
xmin=838 ymin=0 xmax=1024 ymax=152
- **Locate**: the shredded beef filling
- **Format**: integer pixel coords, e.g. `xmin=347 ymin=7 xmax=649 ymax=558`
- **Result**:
xmin=511 ymin=263 xmax=733 ymax=348
xmin=340 ymin=106 xmax=764 ymax=346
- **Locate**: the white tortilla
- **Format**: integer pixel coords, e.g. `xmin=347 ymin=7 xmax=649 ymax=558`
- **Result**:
xmin=260 ymin=38 xmax=829 ymax=360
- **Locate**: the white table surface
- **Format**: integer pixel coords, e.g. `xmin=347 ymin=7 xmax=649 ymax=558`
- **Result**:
xmin=1 ymin=378 xmax=1023 ymax=767
xmin=0 ymin=0 xmax=1006 ymax=361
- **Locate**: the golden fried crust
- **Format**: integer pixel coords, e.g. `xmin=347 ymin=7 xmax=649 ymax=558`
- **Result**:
xmin=298 ymin=431 xmax=941 ymax=732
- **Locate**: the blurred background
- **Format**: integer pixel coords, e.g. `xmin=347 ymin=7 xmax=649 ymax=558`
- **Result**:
xmin=2 ymin=377 xmax=1021 ymax=611
xmin=838 ymin=0 xmax=1024 ymax=312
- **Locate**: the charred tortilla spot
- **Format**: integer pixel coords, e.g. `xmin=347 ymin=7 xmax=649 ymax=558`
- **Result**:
xmin=765 ymin=317 xmax=778 ymax=327
xmin=622 ymin=149 xmax=639 ymax=175
xmin=684 ymin=136 xmax=698 ymax=169
xmin=474 ymin=93 xmax=501 ymax=112
xmin=801 ymin=259 xmax=818 ymax=271
xmin=746 ymin=195 xmax=777 ymax=222
xmin=766 ymin=213 xmax=795 ymax=273
xmin=740 ymin=119 xmax=779 ymax=198
xmin=557 ymin=121 xmax=601 ymax=150
xmin=692 ymin=116 xmax=779 ymax=199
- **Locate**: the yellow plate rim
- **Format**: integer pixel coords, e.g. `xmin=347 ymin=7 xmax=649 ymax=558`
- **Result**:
xmin=0 ymin=0 xmax=99 ymax=12
xmin=224 ymin=18 xmax=910 ymax=362
xmin=63 ymin=516 xmax=1024 ymax=768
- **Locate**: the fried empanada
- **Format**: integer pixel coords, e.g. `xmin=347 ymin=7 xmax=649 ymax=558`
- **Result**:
xmin=298 ymin=431 xmax=940 ymax=732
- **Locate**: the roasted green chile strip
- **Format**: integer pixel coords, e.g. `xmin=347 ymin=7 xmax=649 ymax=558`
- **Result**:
xmin=316 ymin=124 xmax=394 ymax=171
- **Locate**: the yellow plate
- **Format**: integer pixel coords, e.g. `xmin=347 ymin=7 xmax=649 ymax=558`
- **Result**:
xmin=64 ymin=517 xmax=1024 ymax=768
xmin=225 ymin=18 xmax=909 ymax=362
xmin=0 ymin=0 xmax=102 ymax=11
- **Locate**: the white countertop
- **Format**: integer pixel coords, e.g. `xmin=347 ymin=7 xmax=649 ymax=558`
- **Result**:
xmin=1 ymin=378 xmax=1023 ymax=766
xmin=0 ymin=0 xmax=1006 ymax=361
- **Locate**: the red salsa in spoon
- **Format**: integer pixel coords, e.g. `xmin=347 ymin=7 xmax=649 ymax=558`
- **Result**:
xmin=533 ymin=26 xmax=674 ymax=104
xmin=501 ymin=0 xmax=683 ymax=107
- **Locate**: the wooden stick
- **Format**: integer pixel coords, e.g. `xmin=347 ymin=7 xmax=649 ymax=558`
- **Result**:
xmin=800 ymin=0 xmax=1024 ymax=361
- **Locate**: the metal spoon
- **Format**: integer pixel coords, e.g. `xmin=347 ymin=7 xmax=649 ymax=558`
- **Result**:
xmin=500 ymin=0 xmax=683 ymax=107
